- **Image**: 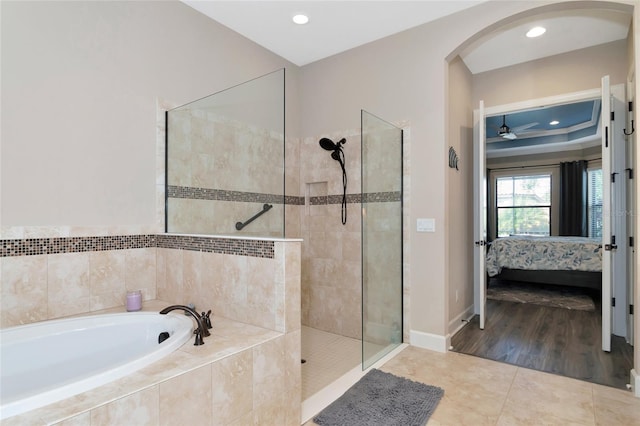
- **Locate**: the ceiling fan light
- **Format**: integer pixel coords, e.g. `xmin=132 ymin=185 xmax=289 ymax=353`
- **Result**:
xmin=526 ymin=26 xmax=546 ymax=38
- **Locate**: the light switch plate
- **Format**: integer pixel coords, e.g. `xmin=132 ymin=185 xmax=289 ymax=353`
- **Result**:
xmin=417 ymin=218 xmax=435 ymax=232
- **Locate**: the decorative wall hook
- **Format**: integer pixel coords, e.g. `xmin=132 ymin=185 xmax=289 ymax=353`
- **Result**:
xmin=448 ymin=147 xmax=459 ymax=170
xmin=623 ymin=119 xmax=634 ymax=136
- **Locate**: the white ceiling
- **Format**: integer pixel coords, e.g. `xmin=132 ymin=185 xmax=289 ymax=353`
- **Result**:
xmin=182 ymin=1 xmax=632 ymax=71
xmin=182 ymin=0 xmax=485 ymax=66
xmin=460 ymin=9 xmax=631 ymax=74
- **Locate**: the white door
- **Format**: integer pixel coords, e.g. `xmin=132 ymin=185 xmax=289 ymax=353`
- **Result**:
xmin=625 ymin=77 xmax=636 ymax=346
xmin=602 ymin=75 xmax=613 ymax=352
xmin=473 ymin=101 xmax=487 ymax=329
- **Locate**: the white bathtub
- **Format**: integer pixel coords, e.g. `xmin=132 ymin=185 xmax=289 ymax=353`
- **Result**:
xmin=0 ymin=312 xmax=194 ymax=420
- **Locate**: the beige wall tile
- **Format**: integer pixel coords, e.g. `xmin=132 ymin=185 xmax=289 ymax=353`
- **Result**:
xmin=284 ymin=329 xmax=302 ymax=425
xmin=159 ymin=365 xmax=212 ymax=425
xmin=284 ymin=242 xmax=301 ymax=333
xmin=125 ymin=248 xmax=157 ymax=301
xmin=211 ymin=350 xmax=253 ymax=426
xmin=157 ymin=248 xmax=183 ymax=304
xmin=51 ymin=412 xmax=91 ymax=426
xmin=1 ymin=255 xmax=48 ymax=327
xmin=89 ymin=250 xmax=126 ymax=311
xmin=253 ymin=336 xmax=285 ymax=410
xmin=200 ymin=251 xmax=224 ymax=312
xmin=48 ymin=252 xmax=90 ymax=319
xmin=90 ymin=386 xmax=159 ymax=426
xmin=182 ymin=249 xmax=203 ymax=303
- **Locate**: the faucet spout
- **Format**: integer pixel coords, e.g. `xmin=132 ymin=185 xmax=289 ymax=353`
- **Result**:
xmin=159 ymin=304 xmax=211 ymax=345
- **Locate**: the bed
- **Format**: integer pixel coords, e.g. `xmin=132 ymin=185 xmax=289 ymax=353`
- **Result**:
xmin=485 ymin=235 xmax=603 ymax=290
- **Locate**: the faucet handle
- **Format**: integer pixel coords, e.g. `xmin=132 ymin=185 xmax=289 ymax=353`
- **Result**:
xmin=193 ymin=328 xmax=204 ymax=346
xmin=201 ymin=310 xmax=213 ymax=329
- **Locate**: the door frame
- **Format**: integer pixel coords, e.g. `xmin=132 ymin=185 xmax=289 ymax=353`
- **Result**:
xmin=473 ymin=86 xmax=625 ymax=350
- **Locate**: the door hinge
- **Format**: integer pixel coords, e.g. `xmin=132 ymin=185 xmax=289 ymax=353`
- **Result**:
xmin=604 ymin=236 xmax=618 ymax=251
xmin=612 ymin=172 xmax=618 ymax=182
xmin=630 ymin=304 xmax=634 ymax=315
xmin=630 ymin=236 xmax=634 ymax=247
xmin=611 ymin=111 xmax=615 ymax=121
xmin=612 ymin=297 xmax=616 ymax=307
xmin=605 ymin=126 xmax=609 ymax=147
xmin=629 ymin=101 xmax=633 ymax=112
xmin=626 ymin=168 xmax=634 ymax=179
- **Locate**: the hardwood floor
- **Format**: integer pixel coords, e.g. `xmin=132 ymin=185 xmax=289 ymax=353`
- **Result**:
xmin=450 ymin=290 xmax=634 ymax=389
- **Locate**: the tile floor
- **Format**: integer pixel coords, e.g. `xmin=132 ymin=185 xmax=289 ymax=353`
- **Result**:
xmin=301 ymin=326 xmax=361 ymax=399
xmin=303 ymin=329 xmax=640 ymax=425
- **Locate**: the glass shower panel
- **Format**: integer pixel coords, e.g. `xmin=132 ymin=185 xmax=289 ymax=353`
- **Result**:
xmin=361 ymin=110 xmax=403 ymax=370
xmin=166 ymin=69 xmax=285 ymax=237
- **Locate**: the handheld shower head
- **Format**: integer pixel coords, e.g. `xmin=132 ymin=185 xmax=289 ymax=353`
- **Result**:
xmin=318 ymin=136 xmax=348 ymax=225
xmin=319 ymin=137 xmax=346 ymax=152
xmin=319 ymin=138 xmax=337 ymax=151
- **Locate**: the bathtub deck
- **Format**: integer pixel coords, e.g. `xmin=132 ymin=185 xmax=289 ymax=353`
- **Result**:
xmin=2 ymin=300 xmax=283 ymax=425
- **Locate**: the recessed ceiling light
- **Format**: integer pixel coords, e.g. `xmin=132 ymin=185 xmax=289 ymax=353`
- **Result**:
xmin=292 ymin=14 xmax=309 ymax=25
xmin=526 ymin=26 xmax=546 ymax=38
xmin=550 ymin=120 xmax=560 ymax=125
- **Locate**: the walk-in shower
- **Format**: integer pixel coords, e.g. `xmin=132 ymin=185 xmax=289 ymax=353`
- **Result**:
xmin=164 ymin=70 xmax=403 ymax=414
xmin=301 ymin=112 xmax=403 ymax=413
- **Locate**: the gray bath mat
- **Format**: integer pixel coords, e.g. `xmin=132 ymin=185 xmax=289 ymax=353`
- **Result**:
xmin=313 ymin=368 xmax=444 ymax=426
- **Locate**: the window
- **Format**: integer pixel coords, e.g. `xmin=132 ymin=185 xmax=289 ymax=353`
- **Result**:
xmin=496 ymin=174 xmax=551 ymax=237
xmin=587 ymin=168 xmax=603 ymax=238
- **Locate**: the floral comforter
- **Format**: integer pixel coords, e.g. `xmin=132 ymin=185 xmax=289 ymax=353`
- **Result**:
xmin=485 ymin=236 xmax=602 ymax=277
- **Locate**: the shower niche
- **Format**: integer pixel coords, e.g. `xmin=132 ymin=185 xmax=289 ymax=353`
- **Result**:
xmin=165 ymin=69 xmax=285 ymax=237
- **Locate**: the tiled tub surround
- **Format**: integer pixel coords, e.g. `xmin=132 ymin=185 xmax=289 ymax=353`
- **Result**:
xmin=1 ymin=301 xmax=301 ymax=426
xmin=0 ymin=234 xmax=283 ymax=328
xmin=1 ymin=234 xmax=302 ymax=425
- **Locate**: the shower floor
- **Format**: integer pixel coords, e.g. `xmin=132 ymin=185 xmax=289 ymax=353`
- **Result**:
xmin=301 ymin=326 xmax=361 ymax=400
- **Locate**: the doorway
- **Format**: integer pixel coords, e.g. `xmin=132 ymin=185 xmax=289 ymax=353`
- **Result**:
xmin=458 ymin=85 xmax=635 ymax=389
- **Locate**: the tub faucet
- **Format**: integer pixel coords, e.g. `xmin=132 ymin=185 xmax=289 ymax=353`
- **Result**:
xmin=159 ymin=305 xmax=211 ymax=346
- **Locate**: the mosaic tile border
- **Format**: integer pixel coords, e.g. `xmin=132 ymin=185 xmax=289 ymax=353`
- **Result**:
xmin=167 ymin=186 xmax=400 ymax=206
xmin=1 ymin=234 xmax=274 ymax=259
xmin=168 ymin=185 xmax=299 ymax=205
xmin=310 ymin=191 xmax=402 ymax=205
xmin=156 ymin=234 xmax=274 ymax=258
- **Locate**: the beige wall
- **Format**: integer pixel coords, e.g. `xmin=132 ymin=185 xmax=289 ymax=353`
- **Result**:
xmin=446 ymin=56 xmax=475 ymax=335
xmin=472 ymin=39 xmax=628 ymax=108
xmin=0 ymin=0 xmax=298 ymax=229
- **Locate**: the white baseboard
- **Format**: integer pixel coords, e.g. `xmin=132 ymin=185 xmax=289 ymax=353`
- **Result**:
xmin=632 ymin=369 xmax=640 ymax=398
xmin=409 ymin=329 xmax=447 ymax=353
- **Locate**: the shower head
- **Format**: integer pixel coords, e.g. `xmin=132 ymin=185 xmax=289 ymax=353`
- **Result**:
xmin=319 ymin=137 xmax=346 ymax=152
xmin=318 ymin=137 xmax=349 ymax=225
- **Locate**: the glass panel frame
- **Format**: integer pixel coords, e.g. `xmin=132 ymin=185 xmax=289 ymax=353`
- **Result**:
xmin=361 ymin=110 xmax=403 ymax=370
xmin=165 ymin=69 xmax=285 ymax=237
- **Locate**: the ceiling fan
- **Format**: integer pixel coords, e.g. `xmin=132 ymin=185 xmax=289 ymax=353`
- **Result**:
xmin=497 ymin=115 xmax=538 ymax=140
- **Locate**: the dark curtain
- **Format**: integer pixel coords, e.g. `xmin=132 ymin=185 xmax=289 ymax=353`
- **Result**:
xmin=559 ymin=160 xmax=587 ymax=236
